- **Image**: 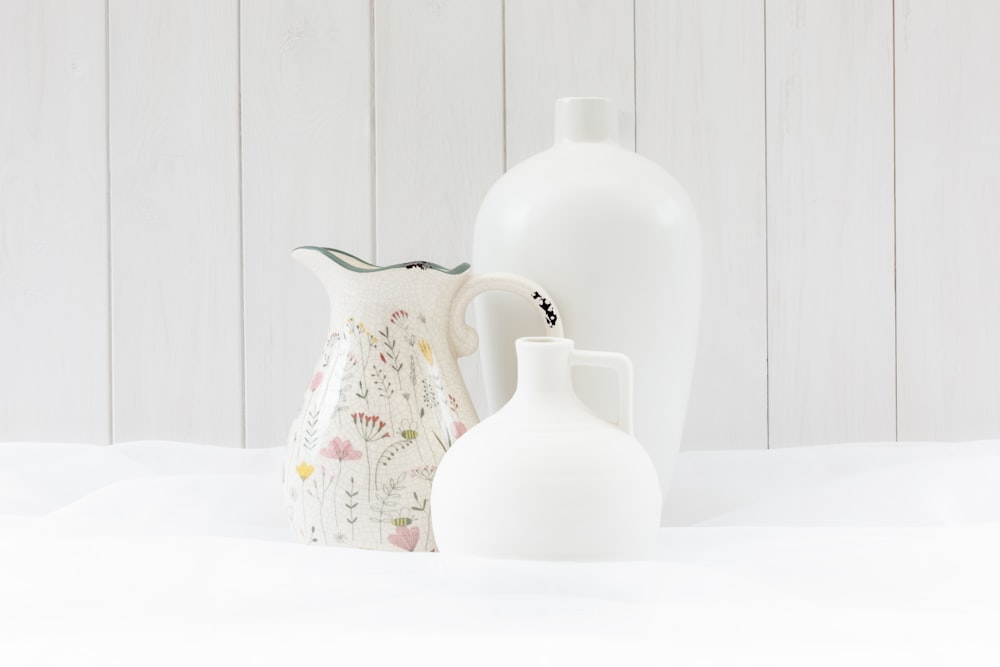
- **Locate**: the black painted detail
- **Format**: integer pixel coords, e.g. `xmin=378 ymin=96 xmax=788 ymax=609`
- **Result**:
xmin=532 ymin=291 xmax=559 ymax=328
xmin=404 ymin=261 xmax=432 ymax=270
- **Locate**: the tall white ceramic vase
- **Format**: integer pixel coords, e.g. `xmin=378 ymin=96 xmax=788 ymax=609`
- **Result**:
xmin=472 ymin=97 xmax=701 ymax=516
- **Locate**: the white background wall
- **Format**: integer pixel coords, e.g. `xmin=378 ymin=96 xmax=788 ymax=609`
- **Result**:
xmin=1 ymin=0 xmax=998 ymax=450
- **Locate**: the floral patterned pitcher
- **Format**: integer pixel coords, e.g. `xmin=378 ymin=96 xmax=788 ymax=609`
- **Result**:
xmin=283 ymin=246 xmax=563 ymax=551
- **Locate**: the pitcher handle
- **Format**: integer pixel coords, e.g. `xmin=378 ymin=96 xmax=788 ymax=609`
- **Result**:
xmin=450 ymin=273 xmax=564 ymax=358
xmin=569 ymin=350 xmax=634 ymax=435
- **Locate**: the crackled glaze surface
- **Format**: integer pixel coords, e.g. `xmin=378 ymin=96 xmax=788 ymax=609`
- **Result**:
xmin=285 ymin=308 xmax=470 ymax=551
xmin=284 ymin=247 xmax=562 ymax=551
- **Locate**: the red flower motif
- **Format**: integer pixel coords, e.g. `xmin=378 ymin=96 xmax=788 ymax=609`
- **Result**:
xmin=319 ymin=436 xmax=362 ymax=461
xmin=352 ymin=412 xmax=390 ymax=441
xmin=390 ymin=310 xmax=409 ymax=326
xmin=449 ymin=421 xmax=467 ymax=440
xmin=388 ymin=525 xmax=420 ymax=552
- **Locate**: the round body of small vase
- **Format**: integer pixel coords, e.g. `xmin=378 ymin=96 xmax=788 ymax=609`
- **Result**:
xmin=432 ymin=337 xmax=661 ymax=561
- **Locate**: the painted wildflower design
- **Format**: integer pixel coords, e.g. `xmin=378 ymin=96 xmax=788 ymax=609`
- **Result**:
xmin=283 ymin=306 xmax=473 ymax=552
xmin=296 ymin=462 xmax=314 ymax=481
xmin=320 ymin=436 xmax=362 ymax=461
xmin=387 ymin=525 xmax=421 ymax=552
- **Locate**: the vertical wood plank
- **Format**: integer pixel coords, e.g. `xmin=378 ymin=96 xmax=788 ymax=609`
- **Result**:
xmin=895 ymin=0 xmax=1000 ymax=441
xmin=109 ymin=0 xmax=243 ymax=445
xmin=0 ymin=0 xmax=109 ymax=443
xmin=375 ymin=0 xmax=504 ymax=417
xmin=241 ymin=0 xmax=372 ymax=449
xmin=635 ymin=0 xmax=767 ymax=450
xmin=375 ymin=0 xmax=504 ymax=267
xmin=766 ymin=0 xmax=896 ymax=447
xmin=505 ymin=0 xmax=635 ymax=166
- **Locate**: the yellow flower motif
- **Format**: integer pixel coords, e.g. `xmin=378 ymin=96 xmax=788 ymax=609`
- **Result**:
xmin=296 ymin=461 xmax=315 ymax=481
xmin=418 ymin=339 xmax=434 ymax=366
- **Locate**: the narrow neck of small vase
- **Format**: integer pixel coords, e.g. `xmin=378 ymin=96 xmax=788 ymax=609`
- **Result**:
xmin=514 ymin=337 xmax=575 ymax=397
xmin=553 ymin=97 xmax=618 ymax=144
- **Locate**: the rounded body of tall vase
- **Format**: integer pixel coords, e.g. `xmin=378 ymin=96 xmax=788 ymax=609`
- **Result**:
xmin=472 ymin=97 xmax=701 ymax=517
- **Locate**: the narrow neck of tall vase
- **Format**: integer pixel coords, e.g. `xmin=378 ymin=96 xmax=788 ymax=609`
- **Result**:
xmin=554 ymin=97 xmax=618 ymax=144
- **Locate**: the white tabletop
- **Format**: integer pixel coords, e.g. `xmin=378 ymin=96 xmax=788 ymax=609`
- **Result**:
xmin=1 ymin=440 xmax=998 ymax=666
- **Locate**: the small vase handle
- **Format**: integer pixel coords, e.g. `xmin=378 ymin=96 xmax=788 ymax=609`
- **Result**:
xmin=569 ymin=350 xmax=634 ymax=436
xmin=450 ymin=273 xmax=564 ymax=358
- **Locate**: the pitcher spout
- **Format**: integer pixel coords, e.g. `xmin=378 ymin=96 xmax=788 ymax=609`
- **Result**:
xmin=292 ymin=246 xmax=471 ymax=276
xmin=292 ymin=245 xmax=373 ymax=277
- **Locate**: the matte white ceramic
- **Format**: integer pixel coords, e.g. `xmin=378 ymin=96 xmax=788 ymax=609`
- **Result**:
xmin=473 ymin=97 xmax=701 ymax=514
xmin=431 ymin=337 xmax=661 ymax=561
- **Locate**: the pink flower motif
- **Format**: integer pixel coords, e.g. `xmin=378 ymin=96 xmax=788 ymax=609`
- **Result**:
xmin=309 ymin=371 xmax=323 ymax=391
xmin=319 ymin=436 xmax=362 ymax=461
xmin=388 ymin=525 xmax=420 ymax=552
xmin=449 ymin=421 xmax=467 ymax=440
xmin=410 ymin=465 xmax=436 ymax=481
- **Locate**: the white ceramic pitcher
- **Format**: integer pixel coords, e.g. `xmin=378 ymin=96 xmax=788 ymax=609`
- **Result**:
xmin=283 ymin=247 xmax=562 ymax=552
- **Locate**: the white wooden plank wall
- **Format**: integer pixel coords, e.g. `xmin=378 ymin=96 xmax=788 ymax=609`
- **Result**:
xmin=109 ymin=0 xmax=243 ymax=445
xmin=895 ymin=0 xmax=1000 ymax=441
xmin=0 ymin=0 xmax=109 ymax=443
xmin=505 ymin=0 xmax=635 ymax=165
xmin=765 ymin=0 xmax=897 ymax=447
xmin=635 ymin=0 xmax=767 ymax=450
xmin=241 ymin=0 xmax=373 ymax=450
xmin=2 ymin=0 xmax=999 ymax=450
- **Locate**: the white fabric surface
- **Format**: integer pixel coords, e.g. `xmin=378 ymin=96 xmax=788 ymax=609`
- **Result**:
xmin=1 ymin=440 xmax=999 ymax=666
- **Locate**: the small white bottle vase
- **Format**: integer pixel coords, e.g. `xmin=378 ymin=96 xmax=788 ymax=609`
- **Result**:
xmin=473 ymin=97 xmax=701 ymax=513
xmin=431 ymin=337 xmax=661 ymax=561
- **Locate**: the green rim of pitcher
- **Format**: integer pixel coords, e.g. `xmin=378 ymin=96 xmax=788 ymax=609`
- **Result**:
xmin=295 ymin=246 xmax=471 ymax=275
